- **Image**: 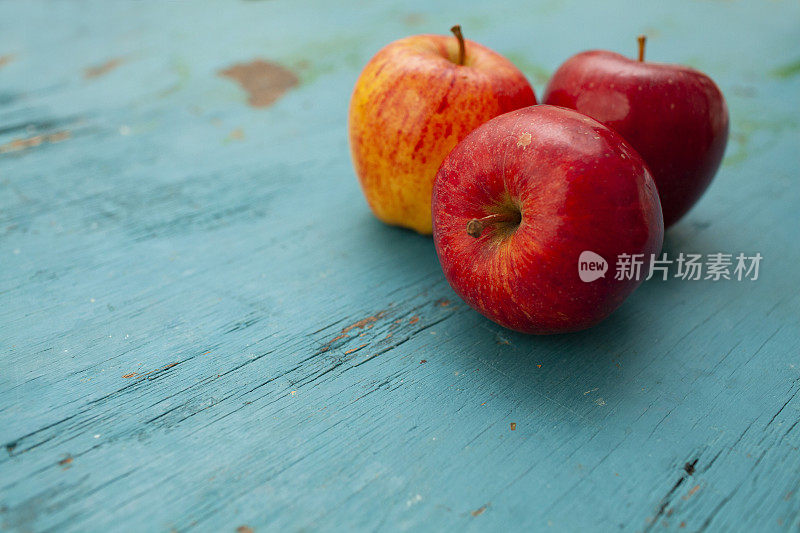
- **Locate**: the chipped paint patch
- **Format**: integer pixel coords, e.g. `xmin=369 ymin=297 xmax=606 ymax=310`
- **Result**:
xmin=342 ymin=311 xmax=386 ymax=334
xmin=682 ymin=484 xmax=700 ymax=500
xmin=0 ymin=54 xmax=15 ymax=69
xmin=226 ymin=128 xmax=245 ymax=141
xmin=218 ymin=59 xmax=299 ymax=108
xmin=471 ymin=504 xmax=488 ymax=517
xmin=84 ymin=58 xmax=125 ymax=79
xmin=344 ymin=344 xmax=367 ymax=355
xmin=318 ymin=312 xmax=387 ymax=353
xmin=120 ymin=362 xmax=179 ymax=380
xmin=0 ymin=131 xmax=71 ymax=154
xmin=403 ymin=13 xmax=425 ymax=26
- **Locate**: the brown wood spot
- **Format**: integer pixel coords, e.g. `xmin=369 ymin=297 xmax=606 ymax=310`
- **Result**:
xmin=59 ymin=455 xmax=73 ymax=467
xmin=403 ymin=13 xmax=425 ymax=26
xmin=682 ymin=484 xmax=700 ymax=500
xmin=510 ymin=423 xmax=516 ymax=431
xmin=121 ymin=361 xmax=178 ymax=380
xmin=227 ymin=128 xmax=245 ymax=141
xmin=341 ymin=312 xmax=386 ymax=334
xmin=471 ymin=504 xmax=488 ymax=517
xmin=420 ymin=360 xmax=427 ymax=364
xmin=84 ymin=58 xmax=125 ymax=79
xmin=344 ymin=344 xmax=366 ymax=355
xmin=218 ymin=59 xmax=298 ymax=108
xmin=236 ymin=527 xmax=254 ymax=533
xmin=319 ymin=333 xmax=349 ymax=353
xmin=0 ymin=54 xmax=15 ymax=69
xmin=436 ymin=299 xmax=451 ymax=307
xmin=317 ymin=312 xmax=388 ymax=354
xmin=0 ymin=131 xmax=71 ymax=154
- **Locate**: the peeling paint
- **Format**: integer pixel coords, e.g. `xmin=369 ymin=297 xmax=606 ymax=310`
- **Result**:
xmin=341 ymin=312 xmax=386 ymax=334
xmin=120 ymin=362 xmax=179 ymax=380
xmin=0 ymin=54 xmax=15 ymax=69
xmin=218 ymin=59 xmax=299 ymax=108
xmin=471 ymin=504 xmax=488 ymax=517
xmin=84 ymin=58 xmax=125 ymax=79
xmin=0 ymin=131 xmax=71 ymax=154
xmin=226 ymin=128 xmax=245 ymax=142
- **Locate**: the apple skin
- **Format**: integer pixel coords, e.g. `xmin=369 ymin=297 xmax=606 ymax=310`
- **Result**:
xmin=349 ymin=33 xmax=536 ymax=234
xmin=543 ymin=51 xmax=729 ymax=228
xmin=432 ymin=105 xmax=663 ymax=334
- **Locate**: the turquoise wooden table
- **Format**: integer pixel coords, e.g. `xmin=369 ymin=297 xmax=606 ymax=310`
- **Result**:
xmin=1 ymin=1 xmax=799 ymax=531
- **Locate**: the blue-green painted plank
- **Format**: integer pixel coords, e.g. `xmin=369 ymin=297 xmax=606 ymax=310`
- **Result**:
xmin=1 ymin=1 xmax=799 ymax=532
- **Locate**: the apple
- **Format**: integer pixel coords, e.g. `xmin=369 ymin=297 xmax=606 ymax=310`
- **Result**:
xmin=349 ymin=26 xmax=536 ymax=234
xmin=543 ymin=36 xmax=729 ymax=227
xmin=432 ymin=105 xmax=663 ymax=334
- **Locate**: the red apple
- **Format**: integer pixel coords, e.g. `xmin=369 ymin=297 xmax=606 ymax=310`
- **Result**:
xmin=432 ymin=105 xmax=663 ymax=334
xmin=543 ymin=37 xmax=729 ymax=227
xmin=349 ymin=26 xmax=536 ymax=234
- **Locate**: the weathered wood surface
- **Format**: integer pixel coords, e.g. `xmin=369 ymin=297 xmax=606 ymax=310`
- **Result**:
xmin=1 ymin=1 xmax=799 ymax=531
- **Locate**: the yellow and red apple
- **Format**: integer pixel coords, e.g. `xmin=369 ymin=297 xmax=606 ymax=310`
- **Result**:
xmin=349 ymin=27 xmax=536 ymax=234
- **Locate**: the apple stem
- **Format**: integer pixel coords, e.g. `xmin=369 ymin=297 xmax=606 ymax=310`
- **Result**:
xmin=637 ymin=35 xmax=646 ymax=62
xmin=451 ymin=25 xmax=466 ymax=66
xmin=466 ymin=212 xmax=521 ymax=238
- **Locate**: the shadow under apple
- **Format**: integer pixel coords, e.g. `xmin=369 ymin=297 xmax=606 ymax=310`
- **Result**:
xmin=354 ymin=209 xmax=726 ymax=429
